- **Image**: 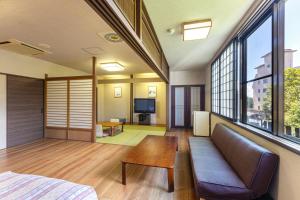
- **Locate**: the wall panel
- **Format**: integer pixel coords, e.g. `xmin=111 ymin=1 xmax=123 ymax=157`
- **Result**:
xmin=46 ymin=80 xmax=67 ymax=127
xmin=7 ymin=75 xmax=44 ymax=147
xmin=69 ymin=79 xmax=93 ymax=129
xmin=0 ymin=75 xmax=6 ymax=150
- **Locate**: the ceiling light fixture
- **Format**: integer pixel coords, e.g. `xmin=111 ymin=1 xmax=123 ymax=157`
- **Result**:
xmin=100 ymin=62 xmax=125 ymax=72
xmin=183 ymin=19 xmax=212 ymax=41
xmin=104 ymin=33 xmax=123 ymax=43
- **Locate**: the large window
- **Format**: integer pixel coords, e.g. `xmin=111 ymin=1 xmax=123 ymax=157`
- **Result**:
xmin=211 ymin=42 xmax=236 ymax=120
xmin=283 ymin=0 xmax=300 ymax=142
xmin=241 ymin=16 xmax=273 ymax=132
xmin=210 ymin=0 xmax=300 ymax=146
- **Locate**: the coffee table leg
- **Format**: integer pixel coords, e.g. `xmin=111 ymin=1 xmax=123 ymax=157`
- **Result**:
xmin=122 ymin=162 xmax=126 ymax=185
xmin=167 ymin=168 xmax=174 ymax=192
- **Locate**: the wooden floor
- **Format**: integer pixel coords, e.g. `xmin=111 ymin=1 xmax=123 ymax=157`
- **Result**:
xmin=0 ymin=129 xmax=196 ymax=200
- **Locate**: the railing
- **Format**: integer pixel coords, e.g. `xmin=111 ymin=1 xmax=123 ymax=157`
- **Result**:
xmin=112 ymin=0 xmax=169 ymax=81
xmin=141 ymin=9 xmax=161 ymax=67
xmin=285 ymin=126 xmax=300 ymax=138
xmin=114 ymin=0 xmax=136 ymax=29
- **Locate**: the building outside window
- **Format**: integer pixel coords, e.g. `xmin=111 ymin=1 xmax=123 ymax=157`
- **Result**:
xmin=283 ymin=0 xmax=300 ymax=141
xmin=211 ymin=0 xmax=300 ymax=144
xmin=242 ymin=16 xmax=273 ymax=131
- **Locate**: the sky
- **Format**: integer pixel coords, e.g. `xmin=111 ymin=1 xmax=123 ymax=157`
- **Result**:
xmin=246 ymin=17 xmax=272 ymax=80
xmin=246 ymin=0 xmax=300 ymax=99
xmin=246 ymin=0 xmax=300 ymax=81
xmin=285 ymin=0 xmax=300 ymax=67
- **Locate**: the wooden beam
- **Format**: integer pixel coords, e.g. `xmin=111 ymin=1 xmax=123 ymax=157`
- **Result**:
xmin=67 ymin=80 xmax=70 ymax=140
xmin=46 ymin=75 xmax=93 ymax=81
xmin=98 ymin=77 xmax=163 ymax=84
xmin=166 ymin=83 xmax=170 ymax=131
xmin=135 ymin=0 xmax=142 ymax=38
xmin=43 ymin=74 xmax=48 ymax=138
xmin=130 ymin=74 xmax=134 ymax=124
xmin=85 ymin=0 xmax=169 ymax=83
xmin=98 ymin=79 xmax=131 ymax=84
xmin=92 ymin=57 xmax=97 ymax=142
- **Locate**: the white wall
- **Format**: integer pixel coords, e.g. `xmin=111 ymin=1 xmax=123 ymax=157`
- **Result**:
xmin=97 ymin=81 xmax=167 ymax=125
xmin=0 ymin=75 xmax=6 ymax=150
xmin=205 ymin=66 xmax=211 ymax=111
xmin=168 ymin=69 xmax=207 ymax=128
xmin=0 ymin=49 xmax=87 ymax=79
xmin=133 ymin=82 xmax=166 ymax=125
xmin=97 ymin=83 xmax=131 ymax=122
xmin=170 ymin=69 xmax=206 ymax=85
xmin=0 ymin=49 xmax=87 ymax=150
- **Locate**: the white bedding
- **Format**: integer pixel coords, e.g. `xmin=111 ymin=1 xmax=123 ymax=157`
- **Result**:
xmin=0 ymin=171 xmax=98 ymax=200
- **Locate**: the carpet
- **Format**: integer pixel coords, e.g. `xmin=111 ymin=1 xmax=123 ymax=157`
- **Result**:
xmin=96 ymin=125 xmax=166 ymax=146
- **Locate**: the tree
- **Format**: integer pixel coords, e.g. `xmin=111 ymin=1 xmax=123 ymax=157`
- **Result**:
xmin=261 ymin=67 xmax=300 ymax=129
xmin=247 ymin=97 xmax=254 ymax=109
xmin=284 ymin=67 xmax=300 ymax=128
xmin=262 ymin=86 xmax=272 ymax=121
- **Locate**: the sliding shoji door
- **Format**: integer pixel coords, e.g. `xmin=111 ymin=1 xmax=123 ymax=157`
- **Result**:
xmin=68 ymin=79 xmax=93 ymax=141
xmin=45 ymin=77 xmax=94 ymax=142
xmin=45 ymin=80 xmax=68 ymax=139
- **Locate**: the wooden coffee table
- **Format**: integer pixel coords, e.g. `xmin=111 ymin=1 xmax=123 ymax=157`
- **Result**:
xmin=97 ymin=121 xmax=123 ymax=136
xmin=121 ymin=135 xmax=178 ymax=192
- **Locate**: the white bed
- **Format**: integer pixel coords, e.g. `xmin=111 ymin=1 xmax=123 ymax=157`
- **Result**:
xmin=0 ymin=171 xmax=98 ymax=200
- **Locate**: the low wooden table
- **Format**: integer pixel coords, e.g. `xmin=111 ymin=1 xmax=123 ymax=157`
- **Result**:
xmin=97 ymin=121 xmax=123 ymax=136
xmin=121 ymin=135 xmax=178 ymax=192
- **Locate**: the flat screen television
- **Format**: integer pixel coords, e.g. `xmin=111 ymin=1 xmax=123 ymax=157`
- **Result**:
xmin=134 ymin=98 xmax=156 ymax=113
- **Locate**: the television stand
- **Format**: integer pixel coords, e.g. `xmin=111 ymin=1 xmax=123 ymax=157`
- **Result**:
xmin=138 ymin=113 xmax=151 ymax=125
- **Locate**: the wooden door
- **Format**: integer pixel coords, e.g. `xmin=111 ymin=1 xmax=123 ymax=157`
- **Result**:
xmin=7 ymin=75 xmax=44 ymax=147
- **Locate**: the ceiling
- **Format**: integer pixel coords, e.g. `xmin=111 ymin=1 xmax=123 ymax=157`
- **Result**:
xmin=144 ymin=0 xmax=255 ymax=71
xmin=0 ymin=0 xmax=152 ymax=75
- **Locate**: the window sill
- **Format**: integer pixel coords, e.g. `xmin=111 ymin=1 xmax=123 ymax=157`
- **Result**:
xmin=211 ymin=113 xmax=300 ymax=155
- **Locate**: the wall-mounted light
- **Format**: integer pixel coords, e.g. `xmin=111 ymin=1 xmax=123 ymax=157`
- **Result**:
xmin=100 ymin=62 xmax=125 ymax=72
xmin=183 ymin=19 xmax=212 ymax=41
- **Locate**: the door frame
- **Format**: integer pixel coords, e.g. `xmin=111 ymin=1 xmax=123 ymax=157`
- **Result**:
xmin=171 ymin=85 xmax=205 ymax=128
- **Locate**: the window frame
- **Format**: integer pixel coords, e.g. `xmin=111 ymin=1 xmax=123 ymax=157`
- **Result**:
xmin=276 ymin=0 xmax=300 ymax=144
xmin=211 ymin=40 xmax=238 ymax=121
xmin=240 ymin=10 xmax=274 ymax=133
xmin=239 ymin=0 xmax=300 ymax=144
xmin=210 ymin=0 xmax=300 ymax=147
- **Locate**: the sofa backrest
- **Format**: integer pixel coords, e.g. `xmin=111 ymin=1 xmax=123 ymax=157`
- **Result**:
xmin=211 ymin=123 xmax=279 ymax=197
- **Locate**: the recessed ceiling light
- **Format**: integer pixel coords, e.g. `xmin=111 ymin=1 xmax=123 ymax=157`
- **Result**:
xmin=183 ymin=19 xmax=212 ymax=41
xmin=104 ymin=33 xmax=123 ymax=43
xmin=100 ymin=62 xmax=125 ymax=72
xmin=166 ymin=28 xmax=175 ymax=35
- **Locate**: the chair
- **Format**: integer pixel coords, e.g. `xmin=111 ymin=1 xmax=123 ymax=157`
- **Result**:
xmin=96 ymin=124 xmax=109 ymax=137
xmin=96 ymin=125 xmax=104 ymax=137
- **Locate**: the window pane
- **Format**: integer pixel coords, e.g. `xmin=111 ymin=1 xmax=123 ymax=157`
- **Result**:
xmin=246 ymin=17 xmax=272 ymax=80
xmin=212 ymin=60 xmax=220 ymax=113
xmin=246 ymin=77 xmax=272 ymax=131
xmin=284 ymin=0 xmax=300 ymax=140
xmin=220 ymin=43 xmax=234 ymax=118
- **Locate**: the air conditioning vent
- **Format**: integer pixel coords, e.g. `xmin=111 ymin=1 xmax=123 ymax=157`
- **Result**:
xmin=0 ymin=39 xmax=49 ymax=56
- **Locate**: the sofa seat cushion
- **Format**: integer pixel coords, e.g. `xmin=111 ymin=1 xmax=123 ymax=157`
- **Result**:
xmin=189 ymin=137 xmax=253 ymax=200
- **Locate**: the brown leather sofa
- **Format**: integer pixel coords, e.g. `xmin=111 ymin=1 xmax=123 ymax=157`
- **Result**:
xmin=188 ymin=123 xmax=279 ymax=200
